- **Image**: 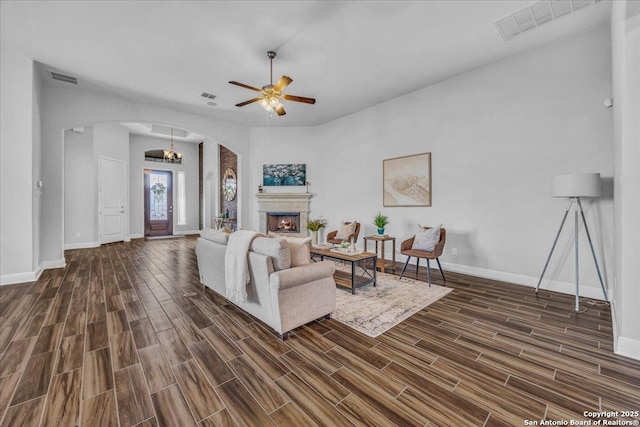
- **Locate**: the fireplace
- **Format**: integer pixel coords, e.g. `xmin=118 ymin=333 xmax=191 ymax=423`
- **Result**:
xmin=267 ymin=212 xmax=300 ymax=234
xmin=256 ymin=193 xmax=312 ymax=238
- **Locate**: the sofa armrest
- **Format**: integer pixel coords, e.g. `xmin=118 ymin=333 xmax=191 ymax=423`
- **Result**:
xmin=269 ymin=261 xmax=336 ymax=291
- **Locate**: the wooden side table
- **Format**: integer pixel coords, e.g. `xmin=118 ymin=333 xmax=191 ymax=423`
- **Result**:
xmin=364 ymin=235 xmax=396 ymax=272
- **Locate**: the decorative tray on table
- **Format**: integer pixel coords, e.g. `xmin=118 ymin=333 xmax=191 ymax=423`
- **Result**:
xmin=311 ymin=243 xmax=333 ymax=250
xmin=330 ymin=247 xmax=364 ymax=255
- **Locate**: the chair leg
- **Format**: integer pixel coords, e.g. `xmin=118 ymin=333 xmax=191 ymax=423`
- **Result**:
xmin=415 ymin=257 xmax=419 ymax=274
xmin=436 ymin=257 xmax=445 ymax=281
xmin=426 ymin=259 xmax=432 ymax=287
xmin=400 ymin=256 xmax=411 ymax=279
xmin=279 ymin=332 xmax=289 ymax=341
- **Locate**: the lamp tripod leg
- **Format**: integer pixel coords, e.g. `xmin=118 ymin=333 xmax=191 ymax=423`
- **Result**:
xmin=574 ymin=207 xmax=580 ymax=312
xmin=536 ymin=199 xmax=574 ymax=293
xmin=576 ymin=198 xmax=609 ymax=301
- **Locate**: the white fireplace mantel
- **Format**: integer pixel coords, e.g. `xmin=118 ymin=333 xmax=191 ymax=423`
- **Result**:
xmin=256 ymin=193 xmax=312 ymax=237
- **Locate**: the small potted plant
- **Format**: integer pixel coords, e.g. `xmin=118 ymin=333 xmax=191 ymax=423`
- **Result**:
xmin=373 ymin=212 xmax=389 ymax=235
xmin=307 ymin=218 xmax=327 ymax=244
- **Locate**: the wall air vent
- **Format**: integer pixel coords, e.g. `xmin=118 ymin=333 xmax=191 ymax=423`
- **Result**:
xmin=201 ymin=92 xmax=216 ymax=100
xmin=495 ymin=0 xmax=602 ymax=41
xmin=49 ymin=71 xmax=78 ymax=85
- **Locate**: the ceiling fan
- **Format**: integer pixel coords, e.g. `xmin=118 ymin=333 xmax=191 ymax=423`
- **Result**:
xmin=229 ymin=50 xmax=316 ymax=116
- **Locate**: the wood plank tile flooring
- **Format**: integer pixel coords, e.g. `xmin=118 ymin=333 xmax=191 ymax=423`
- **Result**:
xmin=1 ymin=236 xmax=639 ymax=426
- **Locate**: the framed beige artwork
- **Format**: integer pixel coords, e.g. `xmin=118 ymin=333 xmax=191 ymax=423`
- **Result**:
xmin=383 ymin=152 xmax=432 ymax=207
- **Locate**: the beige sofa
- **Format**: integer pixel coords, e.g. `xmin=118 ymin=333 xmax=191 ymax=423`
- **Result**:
xmin=195 ymin=229 xmax=336 ymax=339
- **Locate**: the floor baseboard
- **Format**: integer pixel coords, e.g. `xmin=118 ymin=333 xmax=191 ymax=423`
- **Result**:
xmin=617 ymin=336 xmax=640 ymax=361
xmin=1 ymin=258 xmax=65 ymax=285
xmin=440 ymin=260 xmax=609 ymax=301
xmin=64 ymin=241 xmax=100 ymax=250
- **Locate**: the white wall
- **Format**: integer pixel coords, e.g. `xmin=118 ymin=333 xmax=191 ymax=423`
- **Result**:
xmin=94 ymin=122 xmax=130 ymax=163
xmin=129 ymin=134 xmax=201 ymax=237
xmin=249 ymin=26 xmax=614 ymax=301
xmin=64 ymin=127 xmax=96 ymax=247
xmin=202 ymin=141 xmax=221 ymax=230
xmin=40 ymin=84 xmax=250 ymax=266
xmin=32 ymin=59 xmax=43 ymax=272
xmin=611 ymin=0 xmax=640 ymax=359
xmin=63 ymin=123 xmax=130 ymax=248
xmin=1 ymin=51 xmax=36 ymax=283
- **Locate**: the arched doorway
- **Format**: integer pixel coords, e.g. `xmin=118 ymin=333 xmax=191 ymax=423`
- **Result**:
xmin=62 ymin=121 xmax=231 ymax=249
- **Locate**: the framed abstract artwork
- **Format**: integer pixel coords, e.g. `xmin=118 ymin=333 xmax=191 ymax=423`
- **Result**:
xmin=383 ymin=152 xmax=431 ymax=207
xmin=262 ymin=164 xmax=306 ymax=186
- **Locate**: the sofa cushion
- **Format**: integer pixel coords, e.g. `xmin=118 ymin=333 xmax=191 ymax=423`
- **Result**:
xmin=250 ymin=236 xmax=291 ymax=271
xmin=411 ymin=224 xmax=441 ymax=252
xmin=268 ymin=232 xmax=311 ymax=267
xmin=335 ymin=221 xmax=356 ymax=240
xmin=200 ymin=228 xmax=230 ymax=245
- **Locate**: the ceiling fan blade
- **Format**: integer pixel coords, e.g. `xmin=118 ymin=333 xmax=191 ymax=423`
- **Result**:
xmin=276 ymin=105 xmax=286 ymax=116
xmin=229 ymin=81 xmax=262 ymax=92
xmin=282 ymin=94 xmax=316 ymax=104
xmin=273 ymin=75 xmax=293 ymax=93
xmin=235 ymin=97 xmax=262 ymax=107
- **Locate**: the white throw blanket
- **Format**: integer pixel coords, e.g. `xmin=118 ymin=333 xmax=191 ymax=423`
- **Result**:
xmin=225 ymin=230 xmax=261 ymax=304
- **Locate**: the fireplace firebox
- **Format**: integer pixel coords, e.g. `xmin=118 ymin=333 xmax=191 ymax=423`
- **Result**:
xmin=267 ymin=212 xmax=300 ymax=234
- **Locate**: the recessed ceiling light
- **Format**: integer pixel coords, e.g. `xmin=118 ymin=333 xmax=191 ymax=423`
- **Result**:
xmin=201 ymin=92 xmax=216 ymax=100
xmin=207 ymin=101 xmax=217 ymax=106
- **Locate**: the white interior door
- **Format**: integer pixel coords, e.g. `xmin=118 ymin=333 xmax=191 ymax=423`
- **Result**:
xmin=99 ymin=157 xmax=126 ymax=244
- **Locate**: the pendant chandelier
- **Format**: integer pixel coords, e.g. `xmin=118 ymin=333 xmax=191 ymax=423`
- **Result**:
xmin=163 ymin=128 xmax=183 ymax=163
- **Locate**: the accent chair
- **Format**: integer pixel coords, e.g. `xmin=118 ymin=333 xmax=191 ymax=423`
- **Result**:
xmin=400 ymin=226 xmax=446 ymax=286
xmin=326 ymin=221 xmax=361 ymax=244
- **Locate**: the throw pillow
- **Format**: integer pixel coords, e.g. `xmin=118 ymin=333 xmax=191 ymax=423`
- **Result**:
xmin=335 ymin=221 xmax=357 ymax=240
xmin=250 ymin=236 xmax=291 ymax=271
xmin=411 ymin=224 xmax=442 ymax=252
xmin=268 ymin=232 xmax=312 ymax=267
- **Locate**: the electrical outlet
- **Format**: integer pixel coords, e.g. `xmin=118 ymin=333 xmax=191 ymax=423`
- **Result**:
xmin=76 ymin=232 xmax=81 ymax=238
xmin=451 ymin=248 xmax=458 ymax=256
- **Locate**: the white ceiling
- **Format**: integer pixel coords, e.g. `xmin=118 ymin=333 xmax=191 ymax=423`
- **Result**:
xmin=119 ymin=123 xmax=205 ymax=142
xmin=1 ymin=1 xmax=611 ymax=128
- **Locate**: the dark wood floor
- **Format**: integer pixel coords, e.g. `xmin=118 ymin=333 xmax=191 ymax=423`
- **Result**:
xmin=1 ymin=236 xmax=639 ymax=427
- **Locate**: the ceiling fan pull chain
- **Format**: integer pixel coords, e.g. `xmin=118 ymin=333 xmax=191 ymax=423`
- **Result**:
xmin=266 ymin=112 xmax=270 ymax=146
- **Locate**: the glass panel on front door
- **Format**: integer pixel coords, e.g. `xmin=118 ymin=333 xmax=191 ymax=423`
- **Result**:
xmin=149 ymin=172 xmax=168 ymax=220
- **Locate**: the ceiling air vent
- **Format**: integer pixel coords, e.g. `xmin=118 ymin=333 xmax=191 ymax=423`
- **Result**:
xmin=495 ymin=0 xmax=602 ymax=41
xmin=49 ymin=71 xmax=78 ymax=85
xmin=200 ymin=92 xmax=216 ymax=100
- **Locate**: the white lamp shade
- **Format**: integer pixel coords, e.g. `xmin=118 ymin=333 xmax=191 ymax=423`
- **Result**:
xmin=551 ymin=173 xmax=601 ymax=198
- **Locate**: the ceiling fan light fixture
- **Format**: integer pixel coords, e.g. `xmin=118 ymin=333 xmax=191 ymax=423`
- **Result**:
xmin=229 ymin=50 xmax=315 ymax=116
xmin=259 ymin=98 xmax=273 ymax=112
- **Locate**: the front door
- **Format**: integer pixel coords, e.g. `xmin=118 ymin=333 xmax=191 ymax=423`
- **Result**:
xmin=99 ymin=157 xmax=126 ymax=244
xmin=144 ymin=169 xmax=173 ymax=236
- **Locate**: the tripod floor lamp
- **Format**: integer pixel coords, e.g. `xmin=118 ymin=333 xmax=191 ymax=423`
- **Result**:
xmin=536 ymin=173 xmax=608 ymax=312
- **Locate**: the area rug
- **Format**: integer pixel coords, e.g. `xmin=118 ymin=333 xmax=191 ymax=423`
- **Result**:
xmin=332 ymin=267 xmax=453 ymax=338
